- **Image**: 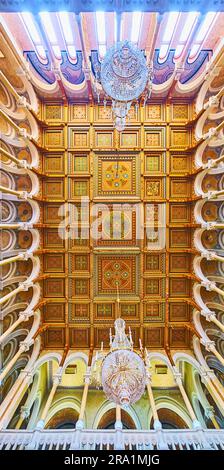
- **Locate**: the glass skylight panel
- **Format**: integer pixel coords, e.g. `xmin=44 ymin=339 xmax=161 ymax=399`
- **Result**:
xmin=39 ymin=12 xmax=57 ymax=44
xmin=120 ymin=17 xmax=124 ymax=41
xmin=39 ymin=12 xmax=61 ymax=59
xmin=20 ymin=12 xmax=46 ymax=59
xmin=163 ymin=12 xmax=179 ymax=42
xmin=58 ymin=11 xmax=73 ymax=44
xmin=189 ymin=12 xmax=217 ymax=60
xmin=179 ymin=12 xmax=199 ymax=42
xmin=96 ymin=11 xmax=106 ymax=44
xmin=131 ymin=12 xmax=142 ymax=43
xmin=58 ymin=12 xmax=76 ymax=59
xmin=114 ymin=13 xmax=117 ymax=42
xmin=21 ymin=12 xmax=41 ymax=44
xmin=195 ymin=12 xmax=216 ymax=43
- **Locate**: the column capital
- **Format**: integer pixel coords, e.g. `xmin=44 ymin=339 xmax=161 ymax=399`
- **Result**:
xmin=19 ymin=281 xmax=34 ymax=291
xmin=20 ymin=406 xmax=30 ymax=420
xmin=20 ymin=369 xmax=34 ymax=380
xmin=17 ymin=96 xmax=28 ymax=109
xmin=204 ymin=405 xmax=215 ymax=419
xmin=201 ymin=281 xmax=216 ymax=291
xmin=200 ymin=368 xmax=216 ymax=383
xmin=201 ymin=222 xmax=216 ymax=230
xmin=19 ymin=311 xmax=33 ymax=322
xmin=201 ymin=310 xmax=216 ymax=322
xmin=172 ymin=368 xmax=182 ymax=385
xmin=84 ymin=374 xmax=91 ymax=385
xmin=200 ymin=339 xmax=215 ymax=352
xmin=19 ymin=339 xmax=34 ymax=352
xmin=52 ymin=375 xmax=61 ymax=386
xmin=208 ymin=95 xmax=219 ymax=108
xmin=201 ymin=252 xmax=215 ymax=261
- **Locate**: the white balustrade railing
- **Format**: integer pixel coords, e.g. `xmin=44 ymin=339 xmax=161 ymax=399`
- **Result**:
xmin=0 ymin=428 xmax=223 ymax=451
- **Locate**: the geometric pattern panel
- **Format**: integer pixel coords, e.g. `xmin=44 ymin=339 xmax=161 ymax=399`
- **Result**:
xmin=93 ymin=204 xmax=137 ymax=247
xmin=44 ymin=253 xmax=64 ymax=272
xmin=144 ymin=278 xmax=166 ymax=298
xmin=44 ymin=303 xmax=65 ymax=323
xmin=44 ymin=328 xmax=65 ymax=348
xmin=169 ymin=302 xmax=190 ymax=322
xmin=144 ymin=327 xmax=164 ymax=348
xmin=170 ymin=229 xmax=191 ymax=248
xmin=145 ymin=177 xmax=165 ymax=199
xmin=170 ymin=204 xmax=191 ymax=223
xmin=69 ymin=328 xmax=90 ymax=348
xmin=145 ymin=254 xmax=166 ymax=273
xmin=38 ymin=100 xmax=194 ymax=350
xmin=170 ymin=178 xmax=191 ymax=197
xmin=44 ymin=278 xmax=65 ymax=298
xmin=169 ymin=327 xmax=190 ymax=348
xmin=95 ymin=254 xmax=139 ymax=296
xmin=94 ymin=154 xmax=140 ymax=197
xmin=144 ymin=302 xmax=165 ymax=322
xmin=68 ymin=303 xmax=90 ymax=322
xmin=169 ymin=278 xmax=190 ymax=297
xmin=169 ymin=253 xmax=191 ymax=273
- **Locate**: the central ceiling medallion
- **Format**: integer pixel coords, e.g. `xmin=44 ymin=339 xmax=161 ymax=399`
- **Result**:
xmin=96 ymin=41 xmax=153 ymax=131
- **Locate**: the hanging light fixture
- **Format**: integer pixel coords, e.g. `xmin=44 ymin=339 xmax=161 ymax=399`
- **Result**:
xmin=94 ymin=40 xmax=153 ymax=131
xmin=97 ymin=318 xmax=146 ymax=407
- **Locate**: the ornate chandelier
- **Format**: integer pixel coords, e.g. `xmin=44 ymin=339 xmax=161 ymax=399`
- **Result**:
xmin=94 ymin=40 xmax=153 ymax=131
xmin=100 ymin=318 xmax=146 ymax=407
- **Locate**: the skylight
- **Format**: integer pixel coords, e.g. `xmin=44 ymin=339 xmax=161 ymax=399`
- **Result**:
xmin=162 ymin=12 xmax=179 ymax=42
xmin=195 ymin=11 xmax=216 ymax=42
xmin=39 ymin=11 xmax=61 ymax=59
xmin=96 ymin=11 xmax=106 ymax=58
xmin=21 ymin=12 xmax=41 ymax=44
xmin=159 ymin=12 xmax=179 ymax=62
xmin=58 ymin=11 xmax=76 ymax=59
xmin=96 ymin=11 xmax=106 ymax=44
xmin=39 ymin=12 xmax=57 ymax=44
xmin=114 ymin=12 xmax=117 ymax=42
xmin=179 ymin=12 xmax=198 ymax=42
xmin=58 ymin=12 xmax=73 ymax=44
xmin=131 ymin=12 xmax=142 ymax=44
xmin=174 ymin=12 xmax=199 ymax=59
xmin=20 ymin=12 xmax=46 ymax=60
xmin=189 ymin=11 xmax=218 ymax=60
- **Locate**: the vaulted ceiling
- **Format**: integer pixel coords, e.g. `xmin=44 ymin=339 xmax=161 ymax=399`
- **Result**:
xmin=1 ymin=8 xmax=224 ymax=355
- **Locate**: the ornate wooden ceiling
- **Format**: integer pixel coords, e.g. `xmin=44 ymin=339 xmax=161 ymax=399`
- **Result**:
xmin=37 ymin=100 xmax=197 ymax=351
